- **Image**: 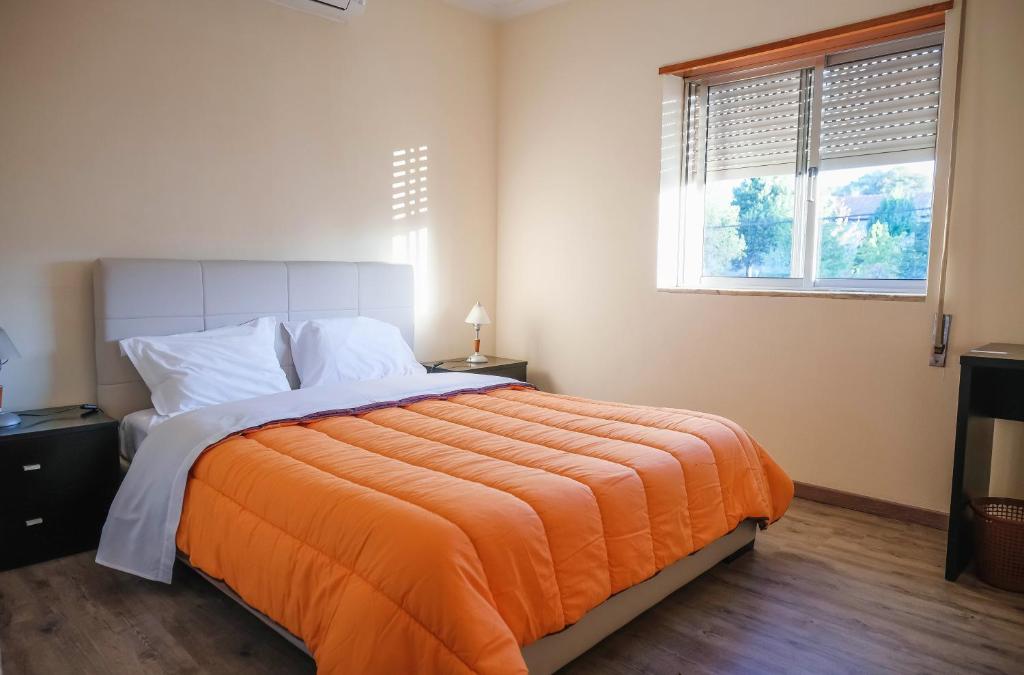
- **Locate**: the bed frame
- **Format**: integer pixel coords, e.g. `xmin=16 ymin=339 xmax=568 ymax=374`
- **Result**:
xmin=95 ymin=257 xmax=756 ymax=674
xmin=178 ymin=523 xmax=755 ymax=674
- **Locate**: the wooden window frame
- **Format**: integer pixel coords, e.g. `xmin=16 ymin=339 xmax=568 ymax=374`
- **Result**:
xmin=659 ymin=2 xmax=953 ymax=79
xmin=655 ymin=1 xmax=959 ymax=298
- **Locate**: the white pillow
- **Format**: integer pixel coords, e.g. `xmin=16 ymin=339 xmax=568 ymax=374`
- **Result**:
xmin=119 ymin=317 xmax=291 ymax=417
xmin=283 ymin=316 xmax=425 ymax=388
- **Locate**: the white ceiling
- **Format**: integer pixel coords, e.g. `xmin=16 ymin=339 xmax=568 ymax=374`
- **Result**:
xmin=444 ymin=0 xmax=570 ymax=20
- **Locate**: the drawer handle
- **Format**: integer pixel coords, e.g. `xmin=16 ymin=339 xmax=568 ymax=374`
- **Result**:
xmin=25 ymin=517 xmax=44 ymax=527
xmin=23 ymin=463 xmax=42 ymax=472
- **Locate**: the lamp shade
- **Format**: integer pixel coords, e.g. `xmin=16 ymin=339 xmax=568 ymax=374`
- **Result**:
xmin=464 ymin=303 xmax=491 ymax=326
xmin=0 ymin=328 xmax=19 ymax=362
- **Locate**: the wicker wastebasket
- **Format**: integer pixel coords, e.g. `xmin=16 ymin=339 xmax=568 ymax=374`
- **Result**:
xmin=970 ymin=497 xmax=1024 ymax=592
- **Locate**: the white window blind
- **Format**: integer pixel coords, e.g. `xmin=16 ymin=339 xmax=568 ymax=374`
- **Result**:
xmin=705 ymin=70 xmax=808 ymax=178
xmin=820 ymin=45 xmax=943 ymax=165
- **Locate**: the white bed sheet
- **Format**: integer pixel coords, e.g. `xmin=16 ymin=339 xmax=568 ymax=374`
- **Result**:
xmin=119 ymin=408 xmax=170 ymax=461
xmin=96 ymin=372 xmax=519 ymax=583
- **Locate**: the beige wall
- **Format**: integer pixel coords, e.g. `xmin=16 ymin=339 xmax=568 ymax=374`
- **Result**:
xmin=2 ymin=0 xmax=1020 ymax=512
xmin=496 ymin=0 xmax=1024 ymax=511
xmin=0 ymin=0 xmax=498 ymax=411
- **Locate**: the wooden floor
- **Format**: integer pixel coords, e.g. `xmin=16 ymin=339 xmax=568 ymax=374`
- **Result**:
xmin=1 ymin=499 xmax=1022 ymax=674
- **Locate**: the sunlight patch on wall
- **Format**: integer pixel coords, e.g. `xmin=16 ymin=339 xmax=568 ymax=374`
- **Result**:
xmin=392 ymin=146 xmax=430 ymax=221
xmin=392 ymin=226 xmax=432 ymax=319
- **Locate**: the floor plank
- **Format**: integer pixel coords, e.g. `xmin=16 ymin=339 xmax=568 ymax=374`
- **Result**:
xmin=1 ymin=499 xmax=1022 ymax=674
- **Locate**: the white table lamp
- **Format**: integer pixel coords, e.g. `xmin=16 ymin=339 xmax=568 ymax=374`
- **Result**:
xmin=464 ymin=303 xmax=491 ymax=363
xmin=0 ymin=327 xmax=22 ymax=428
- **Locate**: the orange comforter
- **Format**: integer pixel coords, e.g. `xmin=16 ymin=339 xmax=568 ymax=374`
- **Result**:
xmin=176 ymin=385 xmax=792 ymax=674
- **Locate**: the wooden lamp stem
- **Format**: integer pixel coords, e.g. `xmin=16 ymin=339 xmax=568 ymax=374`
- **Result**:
xmin=466 ymin=323 xmax=488 ymax=363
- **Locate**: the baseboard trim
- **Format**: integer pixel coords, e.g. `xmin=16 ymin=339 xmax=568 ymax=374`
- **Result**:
xmin=794 ymin=481 xmax=948 ymax=530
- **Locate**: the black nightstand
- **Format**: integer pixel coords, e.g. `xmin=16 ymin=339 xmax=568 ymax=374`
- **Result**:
xmin=0 ymin=406 xmax=119 ymax=571
xmin=424 ymin=356 xmax=528 ymax=382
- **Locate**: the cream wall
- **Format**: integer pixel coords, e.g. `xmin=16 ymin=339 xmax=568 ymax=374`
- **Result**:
xmin=496 ymin=0 xmax=1024 ymax=511
xmin=0 ymin=0 xmax=498 ymax=410
xmin=2 ymin=0 xmax=1020 ymax=512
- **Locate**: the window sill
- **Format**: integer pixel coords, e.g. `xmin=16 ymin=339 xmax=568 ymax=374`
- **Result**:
xmin=658 ymin=287 xmax=927 ymax=302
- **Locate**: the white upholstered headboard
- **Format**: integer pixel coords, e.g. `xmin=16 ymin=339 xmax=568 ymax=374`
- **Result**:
xmin=93 ymin=258 xmax=415 ymax=419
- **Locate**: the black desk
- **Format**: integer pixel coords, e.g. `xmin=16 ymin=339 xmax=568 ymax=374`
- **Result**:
xmin=945 ymin=343 xmax=1024 ymax=581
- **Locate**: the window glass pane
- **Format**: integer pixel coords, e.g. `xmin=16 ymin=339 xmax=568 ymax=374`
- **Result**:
xmin=700 ymin=69 xmax=806 ymax=279
xmin=703 ymin=175 xmax=796 ymax=278
xmin=815 ymin=160 xmax=934 ymax=280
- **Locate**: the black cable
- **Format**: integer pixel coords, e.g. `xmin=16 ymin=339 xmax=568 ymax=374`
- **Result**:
xmin=308 ymin=0 xmax=354 ymax=11
xmin=18 ymin=407 xmax=81 ymax=417
xmin=19 ymin=404 xmax=97 ymax=417
xmin=7 ymin=418 xmax=52 ymax=430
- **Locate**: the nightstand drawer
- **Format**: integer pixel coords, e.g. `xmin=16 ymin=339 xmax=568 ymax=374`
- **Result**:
xmin=0 ymin=407 xmax=119 ymax=570
xmin=0 ymin=428 xmax=119 ymax=510
xmin=0 ymin=505 xmax=107 ymax=570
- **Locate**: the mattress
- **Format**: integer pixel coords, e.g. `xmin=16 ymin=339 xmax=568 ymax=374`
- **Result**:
xmin=118 ymin=408 xmax=168 ymax=461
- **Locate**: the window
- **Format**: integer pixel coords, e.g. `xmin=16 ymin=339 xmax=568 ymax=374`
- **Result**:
xmin=658 ymin=4 xmax=955 ymax=295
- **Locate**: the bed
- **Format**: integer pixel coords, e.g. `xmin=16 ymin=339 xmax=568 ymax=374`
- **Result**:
xmin=93 ymin=258 xmax=793 ymax=675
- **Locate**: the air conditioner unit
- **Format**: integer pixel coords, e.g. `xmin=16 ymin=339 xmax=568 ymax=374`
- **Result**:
xmin=268 ymin=0 xmax=366 ymax=22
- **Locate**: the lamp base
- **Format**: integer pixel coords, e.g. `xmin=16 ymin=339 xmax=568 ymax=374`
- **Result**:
xmin=466 ymin=352 xmax=489 ymax=364
xmin=0 ymin=411 xmax=21 ymax=428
